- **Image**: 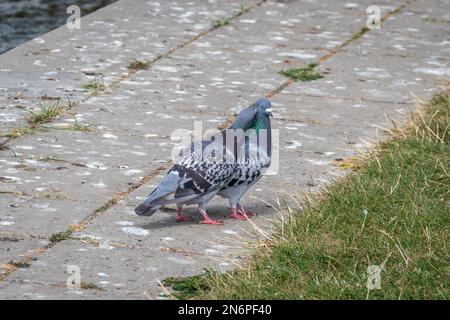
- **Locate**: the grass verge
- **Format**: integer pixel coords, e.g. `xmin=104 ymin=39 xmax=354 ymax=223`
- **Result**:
xmin=167 ymin=90 xmax=449 ymax=300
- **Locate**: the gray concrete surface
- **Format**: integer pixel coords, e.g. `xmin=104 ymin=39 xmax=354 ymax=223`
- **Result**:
xmin=0 ymin=0 xmax=449 ymax=299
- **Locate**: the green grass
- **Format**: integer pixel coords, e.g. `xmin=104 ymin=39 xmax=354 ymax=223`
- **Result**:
xmin=423 ymin=17 xmax=450 ymax=24
xmin=72 ymin=119 xmax=91 ymax=132
xmin=80 ymin=282 xmax=103 ymax=290
xmin=214 ymin=17 xmax=231 ymax=28
xmin=280 ymin=63 xmax=324 ymax=82
xmin=350 ymin=26 xmax=370 ymax=41
xmin=49 ymin=229 xmax=74 ymax=243
xmin=127 ymin=59 xmax=150 ymax=71
xmin=237 ymin=4 xmax=248 ymax=16
xmin=0 ymin=126 xmax=35 ymax=139
xmin=163 ymin=272 xmax=212 ymax=299
xmin=57 ymin=119 xmax=92 ymax=132
xmin=0 ymin=101 xmax=66 ymax=139
xmin=182 ymin=90 xmax=449 ymax=300
xmin=8 ymin=261 xmax=31 ymax=269
xmin=28 ymin=101 xmax=65 ymax=127
xmin=94 ymin=198 xmax=119 ymax=213
xmin=82 ymin=80 xmax=105 ymax=95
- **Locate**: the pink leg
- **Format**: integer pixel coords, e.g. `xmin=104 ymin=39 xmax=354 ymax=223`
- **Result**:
xmin=175 ymin=207 xmax=193 ymax=222
xmin=226 ymin=207 xmax=247 ymax=220
xmin=198 ymin=208 xmax=223 ymax=225
xmin=237 ymin=203 xmax=257 ymax=217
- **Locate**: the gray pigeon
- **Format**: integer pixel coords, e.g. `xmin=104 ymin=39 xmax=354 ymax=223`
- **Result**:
xmin=218 ymin=98 xmax=272 ymax=220
xmin=134 ymin=99 xmax=268 ymax=225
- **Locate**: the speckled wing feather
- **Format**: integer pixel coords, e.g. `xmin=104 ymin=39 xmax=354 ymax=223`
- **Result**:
xmin=135 ymin=136 xmax=235 ymax=215
xmin=221 ymin=148 xmax=271 ymax=191
xmin=168 ymin=144 xmax=236 ymax=202
xmin=218 ymin=127 xmax=272 ymax=206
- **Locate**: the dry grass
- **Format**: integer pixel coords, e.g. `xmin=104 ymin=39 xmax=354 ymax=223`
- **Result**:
xmin=167 ymin=89 xmax=449 ymax=300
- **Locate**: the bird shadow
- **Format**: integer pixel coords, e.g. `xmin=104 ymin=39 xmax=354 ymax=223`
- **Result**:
xmin=135 ymin=204 xmax=272 ymax=231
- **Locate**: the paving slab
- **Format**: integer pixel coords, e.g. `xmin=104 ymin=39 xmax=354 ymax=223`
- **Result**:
xmin=0 ymin=240 xmax=46 ymax=267
xmin=0 ymin=194 xmax=96 ymax=237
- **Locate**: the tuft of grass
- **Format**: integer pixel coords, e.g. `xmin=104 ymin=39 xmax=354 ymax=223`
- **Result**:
xmin=279 ymin=63 xmax=324 ymax=82
xmin=41 ymin=192 xmax=67 ymax=200
xmin=162 ymin=270 xmax=213 ymax=299
xmin=49 ymin=225 xmax=78 ymax=243
xmin=80 ymin=282 xmax=103 ymax=290
xmin=0 ymin=126 xmax=35 ymax=138
xmin=53 ymin=119 xmax=92 ymax=132
xmin=214 ymin=17 xmax=231 ymax=28
xmin=0 ymin=190 xmax=26 ymax=196
xmin=94 ymin=198 xmax=119 ymax=213
xmin=423 ymin=17 xmax=450 ymax=24
xmin=82 ymin=80 xmax=105 ymax=95
xmin=28 ymin=101 xmax=65 ymax=127
xmin=350 ymin=26 xmax=370 ymax=41
xmin=127 ymin=59 xmax=150 ymax=71
xmin=9 ymin=261 xmax=31 ymax=269
xmin=72 ymin=119 xmax=91 ymax=132
xmin=68 ymin=119 xmax=92 ymax=132
xmin=237 ymin=4 xmax=248 ymax=16
xmin=196 ymin=90 xmax=450 ymax=300
xmin=0 ymin=99 xmax=72 ymax=142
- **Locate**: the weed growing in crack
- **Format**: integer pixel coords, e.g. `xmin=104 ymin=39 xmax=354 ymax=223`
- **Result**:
xmin=214 ymin=17 xmax=231 ymax=28
xmin=28 ymin=101 xmax=65 ymax=127
xmin=49 ymin=229 xmax=73 ymax=243
xmin=279 ymin=63 xmax=324 ymax=82
xmin=127 ymin=59 xmax=150 ymax=71
xmin=82 ymin=79 xmax=105 ymax=95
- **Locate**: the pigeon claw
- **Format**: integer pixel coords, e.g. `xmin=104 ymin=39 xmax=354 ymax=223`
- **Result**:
xmin=176 ymin=215 xmax=193 ymax=222
xmin=227 ymin=212 xmax=247 ymax=220
xmin=238 ymin=210 xmax=256 ymax=217
xmin=200 ymin=218 xmax=223 ymax=225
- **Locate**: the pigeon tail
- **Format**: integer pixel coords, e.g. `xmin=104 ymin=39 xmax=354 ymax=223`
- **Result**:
xmin=134 ymin=172 xmax=180 ymax=216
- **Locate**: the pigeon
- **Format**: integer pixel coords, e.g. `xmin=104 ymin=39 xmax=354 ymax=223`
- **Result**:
xmin=134 ymin=99 xmax=268 ymax=225
xmin=218 ymin=98 xmax=272 ymax=220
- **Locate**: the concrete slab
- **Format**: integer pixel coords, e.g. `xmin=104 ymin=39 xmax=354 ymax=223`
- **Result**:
xmin=0 ymin=194 xmax=95 ymax=237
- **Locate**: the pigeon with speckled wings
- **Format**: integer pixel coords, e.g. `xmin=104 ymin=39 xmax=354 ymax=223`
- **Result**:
xmin=134 ymin=98 xmax=273 ymax=225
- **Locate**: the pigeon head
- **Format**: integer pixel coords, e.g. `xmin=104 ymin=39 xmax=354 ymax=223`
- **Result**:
xmin=251 ymin=98 xmax=272 ymax=132
xmin=254 ymin=98 xmax=273 ymax=117
xmin=230 ymin=98 xmax=273 ymax=130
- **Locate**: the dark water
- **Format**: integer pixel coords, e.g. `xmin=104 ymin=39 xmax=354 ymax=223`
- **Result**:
xmin=0 ymin=0 xmax=117 ymax=54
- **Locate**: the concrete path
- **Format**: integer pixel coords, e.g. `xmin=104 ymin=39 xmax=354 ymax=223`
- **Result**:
xmin=0 ymin=0 xmax=449 ymax=299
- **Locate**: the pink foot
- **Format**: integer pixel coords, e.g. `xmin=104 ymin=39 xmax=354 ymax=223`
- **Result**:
xmin=227 ymin=212 xmax=247 ymax=220
xmin=198 ymin=209 xmax=223 ymax=225
xmin=176 ymin=215 xmax=193 ymax=222
xmin=237 ymin=204 xmax=257 ymax=217
xmin=239 ymin=210 xmax=256 ymax=217
xmin=200 ymin=217 xmax=223 ymax=225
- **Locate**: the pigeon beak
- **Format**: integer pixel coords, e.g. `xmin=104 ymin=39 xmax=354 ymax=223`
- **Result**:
xmin=265 ymin=108 xmax=273 ymax=117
